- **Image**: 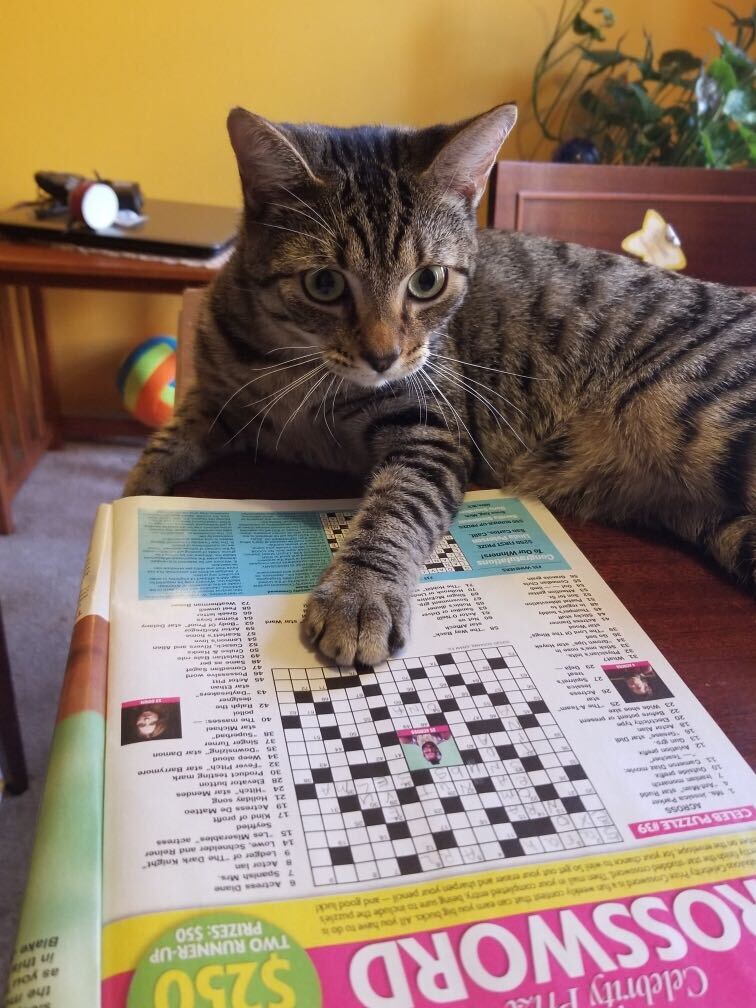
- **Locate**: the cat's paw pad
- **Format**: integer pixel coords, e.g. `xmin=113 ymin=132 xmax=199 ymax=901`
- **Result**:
xmin=302 ymin=564 xmax=410 ymax=666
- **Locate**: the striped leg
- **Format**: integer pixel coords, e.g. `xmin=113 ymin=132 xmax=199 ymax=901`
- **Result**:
xmin=302 ymin=412 xmax=473 ymax=665
xmin=702 ymin=515 xmax=756 ymax=590
xmin=123 ymin=387 xmax=231 ymax=496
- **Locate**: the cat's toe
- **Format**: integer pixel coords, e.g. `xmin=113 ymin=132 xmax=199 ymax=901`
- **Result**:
xmin=302 ymin=569 xmax=410 ymax=666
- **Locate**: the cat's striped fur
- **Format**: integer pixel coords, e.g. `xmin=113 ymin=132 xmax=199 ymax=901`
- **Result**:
xmin=125 ymin=104 xmax=755 ymax=664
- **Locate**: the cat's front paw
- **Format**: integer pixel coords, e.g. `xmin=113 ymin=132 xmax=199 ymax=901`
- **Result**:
xmin=123 ymin=463 xmax=172 ymax=497
xmin=302 ymin=561 xmax=410 ymax=666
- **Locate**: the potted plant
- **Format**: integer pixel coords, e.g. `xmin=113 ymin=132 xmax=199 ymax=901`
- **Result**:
xmin=489 ymin=2 xmax=756 ymax=285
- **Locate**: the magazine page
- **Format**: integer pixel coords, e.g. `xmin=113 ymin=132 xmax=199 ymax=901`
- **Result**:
xmin=6 ymin=504 xmax=113 ymax=1008
xmin=100 ymin=492 xmax=756 ymax=1007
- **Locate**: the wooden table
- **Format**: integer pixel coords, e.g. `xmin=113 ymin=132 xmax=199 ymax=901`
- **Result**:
xmin=175 ymin=456 xmax=756 ymax=769
xmin=0 ymin=239 xmax=221 ymax=532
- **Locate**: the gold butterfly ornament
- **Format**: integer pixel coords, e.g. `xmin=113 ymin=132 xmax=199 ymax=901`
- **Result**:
xmin=621 ymin=209 xmax=687 ymax=271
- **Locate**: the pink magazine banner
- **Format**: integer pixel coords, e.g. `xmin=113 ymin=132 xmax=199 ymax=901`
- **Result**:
xmin=631 ymin=807 xmax=756 ymax=839
xmin=102 ymin=875 xmax=756 ymax=1008
xmin=121 ymin=696 xmax=180 ymax=707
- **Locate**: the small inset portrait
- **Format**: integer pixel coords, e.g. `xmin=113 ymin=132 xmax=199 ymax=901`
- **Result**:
xmin=601 ymin=661 xmax=673 ymax=704
xmin=121 ymin=697 xmax=182 ymax=745
xmin=397 ymin=725 xmax=463 ymax=770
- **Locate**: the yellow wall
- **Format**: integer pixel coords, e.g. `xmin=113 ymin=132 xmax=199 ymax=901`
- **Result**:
xmin=0 ymin=0 xmax=734 ymax=420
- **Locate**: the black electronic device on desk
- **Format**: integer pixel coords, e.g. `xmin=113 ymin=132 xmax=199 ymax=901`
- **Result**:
xmin=0 ymin=196 xmax=239 ymax=260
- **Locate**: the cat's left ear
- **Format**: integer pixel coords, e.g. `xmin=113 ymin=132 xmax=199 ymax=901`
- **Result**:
xmin=424 ymin=103 xmax=517 ymax=207
xmin=227 ymin=107 xmax=322 ymax=213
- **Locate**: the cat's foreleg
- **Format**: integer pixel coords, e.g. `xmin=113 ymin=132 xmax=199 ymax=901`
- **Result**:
xmin=123 ymin=387 xmax=231 ymax=496
xmin=695 ymin=514 xmax=755 ymax=590
xmin=302 ymin=432 xmax=473 ymax=665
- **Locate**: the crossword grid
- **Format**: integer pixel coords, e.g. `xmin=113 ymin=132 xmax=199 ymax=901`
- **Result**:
xmin=273 ymin=647 xmax=621 ymax=886
xmin=319 ymin=510 xmax=472 ymax=574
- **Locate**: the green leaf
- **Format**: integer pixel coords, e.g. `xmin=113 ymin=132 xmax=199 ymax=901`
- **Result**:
xmin=658 ymin=49 xmax=702 ymax=79
xmin=707 ymin=56 xmax=738 ymax=92
xmin=579 ymin=46 xmax=627 ymax=67
xmin=714 ymin=35 xmax=753 ymax=77
xmin=723 ymin=88 xmax=756 ymax=123
xmin=736 ymin=123 xmax=756 ymax=163
xmin=628 ymin=83 xmax=664 ymax=120
xmin=573 ymin=14 xmax=604 ymax=40
xmin=699 ymin=129 xmax=718 ymax=166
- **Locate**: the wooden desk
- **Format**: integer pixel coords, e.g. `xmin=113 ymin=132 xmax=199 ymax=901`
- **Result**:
xmin=0 ymin=239 xmax=221 ymax=532
xmin=175 ymin=456 xmax=756 ymax=769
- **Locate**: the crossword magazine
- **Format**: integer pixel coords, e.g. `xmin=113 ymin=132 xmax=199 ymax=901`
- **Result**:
xmin=6 ymin=491 xmax=756 ymax=1008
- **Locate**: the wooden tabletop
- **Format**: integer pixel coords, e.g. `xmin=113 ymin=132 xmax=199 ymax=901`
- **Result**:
xmin=175 ymin=455 xmax=756 ymax=769
xmin=0 ymin=238 xmax=222 ymax=292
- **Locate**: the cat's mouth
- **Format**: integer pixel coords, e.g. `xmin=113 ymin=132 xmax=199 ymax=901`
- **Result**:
xmin=324 ymin=346 xmax=428 ymax=389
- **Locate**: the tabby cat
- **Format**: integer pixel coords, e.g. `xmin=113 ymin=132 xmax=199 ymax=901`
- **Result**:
xmin=125 ymin=103 xmax=756 ymax=665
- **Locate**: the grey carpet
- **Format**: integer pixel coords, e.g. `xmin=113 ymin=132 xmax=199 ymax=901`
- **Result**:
xmin=0 ymin=442 xmax=140 ymax=995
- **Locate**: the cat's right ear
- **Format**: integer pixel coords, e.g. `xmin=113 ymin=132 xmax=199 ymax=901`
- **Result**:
xmin=227 ymin=107 xmax=321 ymax=214
xmin=424 ymin=103 xmax=518 ymax=208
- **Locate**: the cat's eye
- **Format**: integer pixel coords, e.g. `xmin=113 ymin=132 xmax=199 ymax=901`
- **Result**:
xmin=407 ymin=265 xmax=447 ymax=300
xmin=302 ymin=268 xmax=346 ymax=303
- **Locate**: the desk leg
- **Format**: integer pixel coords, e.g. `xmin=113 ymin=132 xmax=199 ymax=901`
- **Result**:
xmin=0 ymin=458 xmax=13 ymax=534
xmin=28 ymin=286 xmax=63 ymax=450
xmin=0 ymin=602 xmax=28 ymax=794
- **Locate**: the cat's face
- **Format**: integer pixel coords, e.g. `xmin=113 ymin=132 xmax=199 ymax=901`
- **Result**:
xmin=228 ymin=106 xmax=517 ymax=388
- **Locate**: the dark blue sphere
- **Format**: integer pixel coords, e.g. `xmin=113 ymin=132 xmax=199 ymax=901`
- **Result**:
xmin=553 ymin=138 xmax=601 ymax=164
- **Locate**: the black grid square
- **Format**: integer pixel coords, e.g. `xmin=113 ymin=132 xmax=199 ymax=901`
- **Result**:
xmin=440 ymin=796 xmax=465 ymax=814
xmin=500 ymin=839 xmax=524 ymax=857
xmin=563 ymin=796 xmax=586 ymax=814
xmin=535 ymin=783 xmax=559 ymax=802
xmin=330 ymin=846 xmax=354 ymax=865
xmin=565 ymin=763 xmax=588 ymax=781
xmin=433 ymin=830 xmax=458 ymax=850
xmin=387 ymin=821 xmax=411 ymax=841
xmin=397 ymin=854 xmax=423 ymax=875
xmin=362 ymin=808 xmax=385 ymax=826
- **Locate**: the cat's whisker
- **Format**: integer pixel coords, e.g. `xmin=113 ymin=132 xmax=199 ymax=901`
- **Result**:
xmin=210 ymin=354 xmax=325 ymax=430
xmin=251 ymin=352 xmax=322 ymax=369
xmin=331 ymin=376 xmax=345 ymax=436
xmin=429 ymin=360 xmax=530 ymax=422
xmin=276 ymin=184 xmax=335 ymax=234
xmin=275 ymin=370 xmax=331 ymax=452
xmin=251 ymin=365 xmax=329 ymax=459
xmin=427 ymin=347 xmax=551 ymax=381
xmin=416 ymin=371 xmax=453 ymax=436
xmin=257 ymin=220 xmax=331 ymax=248
xmin=334 ymin=189 xmax=348 ymax=240
xmin=409 ymin=373 xmax=429 ymax=426
xmin=320 ymin=374 xmax=341 ymax=445
xmin=327 ymin=199 xmax=345 ymax=240
xmin=420 ymin=372 xmax=467 ymax=451
xmin=268 ymin=201 xmax=337 ymax=240
xmin=245 ymin=363 xmax=325 ymax=411
xmin=423 ymin=370 xmax=496 ymax=471
xmin=225 ymin=364 xmax=324 ymax=447
xmin=264 ymin=344 xmax=320 ymax=355
xmin=427 ymin=362 xmax=529 ymax=451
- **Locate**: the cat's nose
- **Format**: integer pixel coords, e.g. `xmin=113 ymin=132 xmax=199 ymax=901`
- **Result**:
xmin=362 ymin=348 xmax=400 ymax=373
